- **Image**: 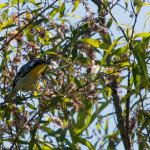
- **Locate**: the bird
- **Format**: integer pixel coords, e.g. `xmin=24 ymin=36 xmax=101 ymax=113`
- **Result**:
xmin=5 ymin=59 xmax=49 ymax=100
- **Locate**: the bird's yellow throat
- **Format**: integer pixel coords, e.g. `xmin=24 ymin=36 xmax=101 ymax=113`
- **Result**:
xmin=29 ymin=64 xmax=47 ymax=79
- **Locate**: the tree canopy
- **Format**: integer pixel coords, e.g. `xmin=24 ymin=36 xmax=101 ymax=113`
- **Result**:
xmin=0 ymin=0 xmax=150 ymax=150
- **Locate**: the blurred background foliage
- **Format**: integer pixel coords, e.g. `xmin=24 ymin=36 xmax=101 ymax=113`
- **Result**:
xmin=0 ymin=0 xmax=150 ymax=149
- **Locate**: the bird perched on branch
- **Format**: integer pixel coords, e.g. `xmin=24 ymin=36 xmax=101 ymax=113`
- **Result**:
xmin=5 ymin=59 xmax=49 ymax=100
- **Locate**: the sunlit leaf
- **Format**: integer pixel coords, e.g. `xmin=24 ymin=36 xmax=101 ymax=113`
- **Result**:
xmin=9 ymin=45 xmax=18 ymax=54
xmin=72 ymin=0 xmax=80 ymax=12
xmin=134 ymin=33 xmax=150 ymax=38
xmin=0 ymin=4 xmax=8 ymax=9
xmin=74 ymin=136 xmax=95 ymax=150
xmin=80 ymin=38 xmax=100 ymax=48
xmin=134 ymin=0 xmax=150 ymax=6
xmin=50 ymin=7 xmax=59 ymax=18
xmin=64 ymin=14 xmax=82 ymax=18
xmin=105 ymin=118 xmax=108 ymax=135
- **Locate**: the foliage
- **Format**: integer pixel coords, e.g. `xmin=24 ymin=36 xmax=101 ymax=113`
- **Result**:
xmin=0 ymin=0 xmax=150 ymax=149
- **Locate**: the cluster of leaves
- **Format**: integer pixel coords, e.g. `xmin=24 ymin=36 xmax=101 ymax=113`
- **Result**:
xmin=0 ymin=0 xmax=150 ymax=149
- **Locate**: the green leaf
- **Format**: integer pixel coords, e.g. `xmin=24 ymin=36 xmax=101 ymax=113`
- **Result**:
xmin=38 ymin=37 xmax=45 ymax=45
xmin=99 ymin=42 xmax=110 ymax=50
xmin=10 ymin=0 xmax=24 ymax=5
xmin=134 ymin=33 xmax=150 ymax=39
xmin=22 ymin=0 xmax=28 ymax=6
xmin=106 ymin=18 xmax=113 ymax=28
xmin=60 ymin=2 xmax=65 ymax=18
xmin=0 ymin=4 xmax=8 ymax=9
xmin=105 ymin=118 xmax=108 ymax=135
xmin=9 ymin=45 xmax=18 ymax=54
xmin=143 ymin=141 xmax=150 ymax=149
xmin=80 ymin=38 xmax=100 ymax=48
xmin=26 ymin=102 xmax=37 ymax=110
xmin=134 ymin=0 xmax=150 ymax=6
xmin=64 ymin=14 xmax=82 ymax=18
xmin=100 ymin=36 xmax=123 ymax=70
xmin=90 ymin=101 xmax=110 ymax=129
xmin=72 ymin=0 xmax=80 ymax=12
xmin=74 ymin=78 xmax=82 ymax=88
xmin=113 ymin=44 xmax=129 ymax=56
xmin=134 ymin=45 xmax=148 ymax=91
xmin=139 ymin=141 xmax=144 ymax=150
xmin=132 ymin=62 xmax=140 ymax=95
xmin=49 ymin=75 xmax=58 ymax=86
xmin=0 ymin=37 xmax=6 ymax=41
xmin=29 ymin=128 xmax=37 ymax=150
xmin=50 ymin=7 xmax=59 ymax=18
xmin=144 ymin=15 xmax=150 ymax=31
xmin=33 ymin=18 xmax=45 ymax=26
xmin=1 ymin=24 xmax=16 ymax=30
xmin=44 ymin=51 xmax=67 ymax=62
xmin=74 ymin=99 xmax=92 ymax=135
xmin=74 ymin=136 xmax=94 ymax=150
xmin=140 ymin=118 xmax=150 ymax=132
xmin=96 ymin=123 xmax=101 ymax=133
xmin=19 ymin=105 xmax=24 ymax=113
xmin=16 ymin=139 xmax=29 ymax=144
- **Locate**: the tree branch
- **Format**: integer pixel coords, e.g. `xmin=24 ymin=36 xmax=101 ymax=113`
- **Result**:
xmin=95 ymin=0 xmax=127 ymax=41
xmin=125 ymin=68 xmax=131 ymax=150
xmin=110 ymin=78 xmax=128 ymax=149
xmin=130 ymin=0 xmax=142 ymax=39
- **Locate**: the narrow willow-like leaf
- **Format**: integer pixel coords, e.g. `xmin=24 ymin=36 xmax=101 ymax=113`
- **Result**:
xmin=72 ymin=0 xmax=80 ymax=12
xmin=80 ymin=38 xmax=100 ymax=48
xmin=99 ymin=36 xmax=123 ymax=70
xmin=74 ymin=136 xmax=95 ymax=150
xmin=134 ymin=46 xmax=148 ymax=92
xmin=105 ymin=118 xmax=108 ymax=135
xmin=134 ymin=33 xmax=150 ymax=38
xmin=60 ymin=2 xmax=65 ymax=18
xmin=140 ymin=118 xmax=150 ymax=132
xmin=26 ymin=102 xmax=36 ymax=110
xmin=134 ymin=0 xmax=150 ymax=6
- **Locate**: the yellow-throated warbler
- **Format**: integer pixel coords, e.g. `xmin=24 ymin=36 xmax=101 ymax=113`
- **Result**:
xmin=5 ymin=59 xmax=49 ymax=100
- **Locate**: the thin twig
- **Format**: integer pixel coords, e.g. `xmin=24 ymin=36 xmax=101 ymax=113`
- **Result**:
xmin=10 ymin=130 xmax=22 ymax=150
xmin=130 ymin=0 xmax=141 ymax=39
xmin=117 ymin=3 xmax=132 ymax=13
xmin=0 ymin=0 xmax=58 ymax=51
xmin=98 ymin=0 xmax=127 ymax=41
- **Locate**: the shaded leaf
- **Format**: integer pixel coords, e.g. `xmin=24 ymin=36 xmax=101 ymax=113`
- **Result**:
xmin=26 ymin=102 xmax=37 ymax=110
xmin=60 ymin=2 xmax=65 ymax=18
xmin=134 ymin=45 xmax=148 ymax=91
